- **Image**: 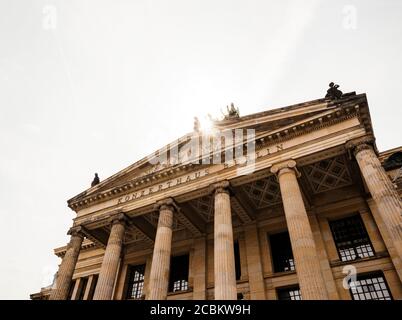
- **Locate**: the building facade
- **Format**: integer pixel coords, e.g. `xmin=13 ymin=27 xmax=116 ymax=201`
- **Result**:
xmin=31 ymin=90 xmax=402 ymax=300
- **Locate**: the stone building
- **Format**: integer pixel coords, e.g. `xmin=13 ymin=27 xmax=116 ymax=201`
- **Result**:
xmin=31 ymin=89 xmax=402 ymax=300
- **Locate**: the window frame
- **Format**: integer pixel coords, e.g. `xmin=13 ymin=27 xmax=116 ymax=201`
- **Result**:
xmin=268 ymin=231 xmax=296 ymax=273
xmin=349 ymin=272 xmax=393 ymax=300
xmin=125 ymin=263 xmax=146 ymax=300
xmin=277 ymin=285 xmax=302 ymax=300
xmin=168 ymin=253 xmax=190 ymax=293
xmin=329 ymin=214 xmax=375 ymax=262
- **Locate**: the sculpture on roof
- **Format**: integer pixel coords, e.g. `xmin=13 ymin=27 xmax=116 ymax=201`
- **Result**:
xmin=325 ymin=82 xmax=343 ymax=100
xmin=193 ymin=116 xmax=200 ymax=132
xmin=91 ymin=173 xmax=100 ymax=187
xmin=224 ymin=103 xmax=240 ymax=119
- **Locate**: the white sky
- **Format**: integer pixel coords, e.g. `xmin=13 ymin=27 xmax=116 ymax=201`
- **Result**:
xmin=0 ymin=0 xmax=401 ymax=299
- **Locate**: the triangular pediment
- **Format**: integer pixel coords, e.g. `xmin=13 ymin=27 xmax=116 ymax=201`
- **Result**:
xmin=68 ymin=91 xmax=372 ymax=208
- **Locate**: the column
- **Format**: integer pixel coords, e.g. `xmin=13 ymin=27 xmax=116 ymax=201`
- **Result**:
xmin=212 ymin=181 xmax=237 ymax=300
xmin=147 ymin=198 xmax=176 ymax=300
xmin=192 ymin=236 xmax=207 ymax=299
xmin=142 ymin=254 xmax=153 ymax=299
xmin=347 ymin=138 xmax=402 ymax=275
xmin=244 ymin=223 xmax=266 ymax=299
xmin=93 ymin=214 xmax=126 ymax=300
xmin=49 ymin=226 xmax=84 ymax=300
xmin=271 ymin=160 xmax=328 ymax=300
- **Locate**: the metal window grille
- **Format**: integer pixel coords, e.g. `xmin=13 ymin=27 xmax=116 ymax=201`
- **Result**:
xmin=350 ymin=273 xmax=392 ymax=300
xmin=277 ymin=286 xmax=302 ymax=300
xmin=329 ymin=215 xmax=374 ymax=262
xmin=126 ymin=264 xmax=145 ymax=299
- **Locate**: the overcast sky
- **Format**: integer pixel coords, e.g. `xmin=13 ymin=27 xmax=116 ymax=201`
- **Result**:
xmin=1 ymin=0 xmax=401 ymax=299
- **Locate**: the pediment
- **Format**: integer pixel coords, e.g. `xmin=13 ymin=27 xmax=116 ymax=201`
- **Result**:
xmin=68 ymin=91 xmax=371 ymax=208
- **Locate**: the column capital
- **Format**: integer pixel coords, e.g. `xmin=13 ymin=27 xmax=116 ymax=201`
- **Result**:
xmin=154 ymin=197 xmax=178 ymax=212
xmin=209 ymin=180 xmax=230 ymax=195
xmin=270 ymin=159 xmax=301 ymax=178
xmin=345 ymin=135 xmax=376 ymax=156
xmin=67 ymin=226 xmax=85 ymax=239
xmin=109 ymin=212 xmax=129 ymax=226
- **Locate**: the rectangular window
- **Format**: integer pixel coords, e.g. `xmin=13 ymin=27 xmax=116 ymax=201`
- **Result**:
xmin=126 ymin=264 xmax=145 ymax=299
xmin=350 ymin=273 xmax=392 ymax=300
xmin=269 ymin=232 xmax=295 ymax=273
xmin=169 ymin=254 xmax=189 ymax=293
xmin=329 ymin=215 xmax=375 ymax=262
xmin=77 ymin=277 xmax=88 ymax=300
xmin=277 ymin=286 xmax=302 ymax=300
xmin=86 ymin=275 xmax=98 ymax=300
xmin=234 ymin=241 xmax=241 ymax=281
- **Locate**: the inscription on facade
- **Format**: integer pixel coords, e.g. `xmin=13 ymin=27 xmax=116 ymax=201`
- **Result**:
xmin=117 ymin=169 xmax=210 ymax=205
xmin=115 ymin=143 xmax=285 ymax=206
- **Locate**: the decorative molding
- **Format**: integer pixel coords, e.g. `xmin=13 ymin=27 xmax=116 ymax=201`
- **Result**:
xmin=270 ymin=159 xmax=301 ymax=178
xmin=345 ymin=135 xmax=376 ymax=157
xmin=209 ymin=180 xmax=230 ymax=195
xmin=154 ymin=197 xmax=178 ymax=213
xmin=301 ymin=155 xmax=353 ymax=194
xmin=109 ymin=212 xmax=129 ymax=226
xmin=67 ymin=226 xmax=85 ymax=239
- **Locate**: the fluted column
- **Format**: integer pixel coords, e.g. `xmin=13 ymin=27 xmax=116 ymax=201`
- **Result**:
xmin=244 ymin=222 xmax=266 ymax=299
xmin=147 ymin=198 xmax=176 ymax=300
xmin=212 ymin=181 xmax=237 ymax=300
xmin=93 ymin=214 xmax=126 ymax=300
xmin=192 ymin=236 xmax=207 ymax=300
xmin=271 ymin=160 xmax=328 ymax=300
xmin=49 ymin=226 xmax=84 ymax=300
xmin=347 ymin=137 xmax=402 ymax=268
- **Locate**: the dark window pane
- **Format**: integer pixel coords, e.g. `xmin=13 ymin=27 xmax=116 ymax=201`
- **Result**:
xmin=169 ymin=254 xmax=189 ymax=293
xmin=277 ymin=286 xmax=302 ymax=300
xmin=329 ymin=215 xmax=375 ymax=262
xmin=234 ymin=241 xmax=241 ymax=281
xmin=269 ymin=232 xmax=295 ymax=273
xmin=86 ymin=275 xmax=98 ymax=300
xmin=77 ymin=277 xmax=88 ymax=300
xmin=350 ymin=273 xmax=392 ymax=300
xmin=126 ymin=264 xmax=145 ymax=299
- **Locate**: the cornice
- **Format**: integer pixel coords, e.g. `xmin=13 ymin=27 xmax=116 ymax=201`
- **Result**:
xmin=68 ymin=162 xmax=204 ymax=211
xmin=68 ymin=95 xmax=366 ymax=212
xmin=54 ymin=239 xmax=97 ymax=258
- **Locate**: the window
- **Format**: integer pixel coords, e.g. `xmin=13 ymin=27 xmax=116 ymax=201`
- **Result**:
xmin=329 ymin=215 xmax=375 ymax=262
xmin=86 ymin=275 xmax=98 ymax=300
xmin=126 ymin=264 xmax=145 ymax=299
xmin=169 ymin=254 xmax=189 ymax=293
xmin=350 ymin=273 xmax=392 ymax=300
xmin=269 ymin=232 xmax=295 ymax=273
xmin=277 ymin=286 xmax=302 ymax=300
xmin=234 ymin=241 xmax=241 ymax=281
xmin=77 ymin=277 xmax=88 ymax=300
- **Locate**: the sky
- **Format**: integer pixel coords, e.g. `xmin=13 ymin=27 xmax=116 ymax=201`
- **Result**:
xmin=0 ymin=0 xmax=401 ymax=299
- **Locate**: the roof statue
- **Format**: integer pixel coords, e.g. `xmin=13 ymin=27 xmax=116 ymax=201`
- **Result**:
xmin=91 ymin=173 xmax=100 ymax=187
xmin=325 ymin=82 xmax=343 ymax=100
xmin=193 ymin=116 xmax=200 ymax=132
xmin=224 ymin=103 xmax=240 ymax=119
